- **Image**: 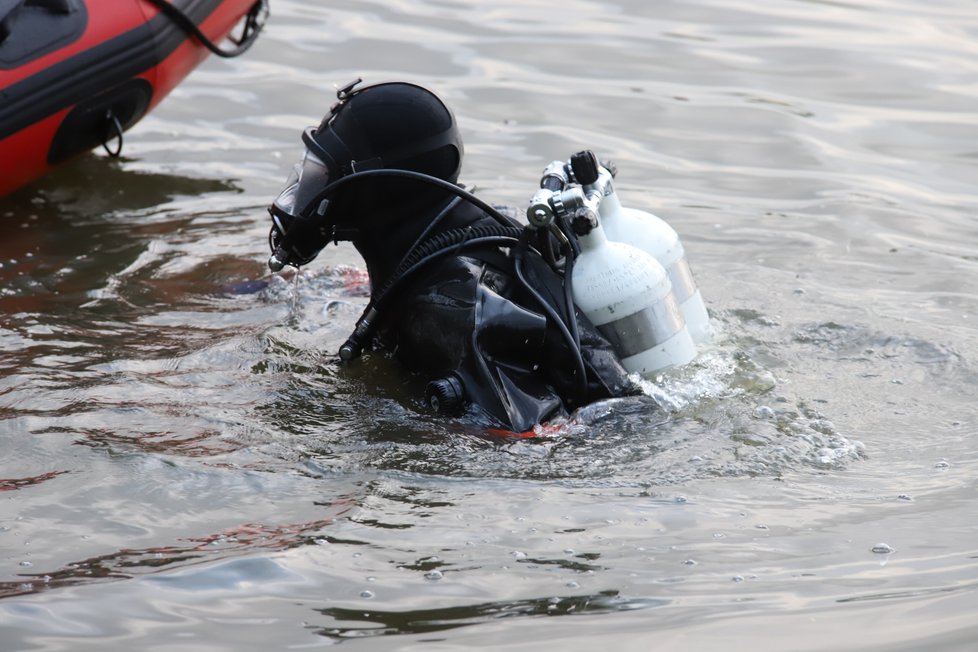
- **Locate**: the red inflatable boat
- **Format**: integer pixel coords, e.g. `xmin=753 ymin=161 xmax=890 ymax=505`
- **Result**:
xmin=0 ymin=0 xmax=267 ymax=196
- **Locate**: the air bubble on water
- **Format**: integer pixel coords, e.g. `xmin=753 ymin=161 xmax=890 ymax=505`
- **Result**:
xmin=360 ymin=590 xmax=374 ymax=599
xmin=935 ymin=460 xmax=949 ymax=470
xmin=322 ymin=300 xmax=349 ymax=316
xmin=817 ymin=448 xmax=836 ymax=465
xmin=753 ymin=405 xmax=775 ymax=419
xmin=366 ymin=576 xmax=376 ymax=583
xmin=810 ymin=419 xmax=836 ymax=434
xmin=872 ymin=543 xmax=894 ymax=554
xmin=632 ymin=350 xmax=741 ymax=410
xmin=424 ymin=570 xmax=443 ymax=581
xmin=732 ymin=575 xmax=745 ymax=582
xmin=511 ymin=551 xmax=527 ymax=559
xmin=897 ymin=494 xmax=913 ymax=501
xmin=19 ymin=561 xmax=32 ymax=567
xmin=682 ymin=559 xmax=697 ymax=566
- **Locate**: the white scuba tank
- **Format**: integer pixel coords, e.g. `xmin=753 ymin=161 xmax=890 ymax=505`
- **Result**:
xmin=594 ymin=173 xmax=712 ymax=344
xmin=571 ymin=214 xmax=697 ymax=377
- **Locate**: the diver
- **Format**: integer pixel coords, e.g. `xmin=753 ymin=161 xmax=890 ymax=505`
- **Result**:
xmin=265 ymin=79 xmax=641 ymax=434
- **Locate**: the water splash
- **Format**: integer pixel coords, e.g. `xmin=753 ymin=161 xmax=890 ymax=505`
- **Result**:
xmin=633 ymin=345 xmax=776 ymax=411
xmin=252 ymin=282 xmax=870 ymax=483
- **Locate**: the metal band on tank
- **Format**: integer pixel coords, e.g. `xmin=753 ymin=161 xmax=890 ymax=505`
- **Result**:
xmin=597 ymin=294 xmax=686 ymax=358
xmin=667 ymin=257 xmax=697 ymax=303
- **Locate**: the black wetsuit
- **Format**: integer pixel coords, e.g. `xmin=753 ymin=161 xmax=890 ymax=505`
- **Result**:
xmin=355 ymin=196 xmax=637 ymax=433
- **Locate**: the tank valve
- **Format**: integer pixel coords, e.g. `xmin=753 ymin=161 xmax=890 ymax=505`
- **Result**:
xmin=570 ymin=207 xmax=598 ymax=236
xmin=570 ymin=150 xmax=601 ymax=185
xmin=526 ymin=189 xmax=556 ymax=228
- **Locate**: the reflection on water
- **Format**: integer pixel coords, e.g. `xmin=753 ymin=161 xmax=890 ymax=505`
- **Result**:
xmin=0 ymin=471 xmax=69 ymax=493
xmin=312 ymin=591 xmax=668 ymax=640
xmin=1 ymin=510 xmax=354 ymax=600
xmin=3 ymin=154 xmax=239 ymax=216
xmin=2 ymin=0 xmax=978 ymax=649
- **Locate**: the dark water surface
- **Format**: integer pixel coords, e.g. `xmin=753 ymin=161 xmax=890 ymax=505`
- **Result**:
xmin=2 ymin=0 xmax=977 ymax=649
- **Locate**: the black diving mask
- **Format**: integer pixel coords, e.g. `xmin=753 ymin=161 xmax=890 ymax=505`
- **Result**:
xmin=267 ymin=144 xmax=334 ymax=270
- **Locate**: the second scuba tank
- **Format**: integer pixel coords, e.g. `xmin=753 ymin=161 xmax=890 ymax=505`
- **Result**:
xmin=569 ymin=208 xmax=698 ymax=377
xmin=589 ymin=166 xmax=712 ymax=344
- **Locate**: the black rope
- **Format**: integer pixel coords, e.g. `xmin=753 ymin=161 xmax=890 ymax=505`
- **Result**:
xmin=100 ymin=109 xmax=123 ymax=157
xmin=144 ymin=0 xmax=268 ymax=58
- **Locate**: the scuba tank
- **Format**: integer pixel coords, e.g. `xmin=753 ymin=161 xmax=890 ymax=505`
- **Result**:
xmin=570 ymin=209 xmax=697 ymax=377
xmin=590 ymin=166 xmax=711 ymax=343
xmin=527 ymin=151 xmax=697 ymax=377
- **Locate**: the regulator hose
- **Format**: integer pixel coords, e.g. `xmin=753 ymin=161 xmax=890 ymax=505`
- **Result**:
xmin=269 ymin=167 xmax=523 ymax=273
xmin=339 ymin=225 xmax=524 ymax=360
xmin=306 ymin=168 xmax=517 ymax=229
xmin=513 ymin=230 xmax=588 ymax=407
xmin=379 ymin=224 xmax=524 ymax=303
xmin=552 ymin=213 xmax=581 ymax=350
